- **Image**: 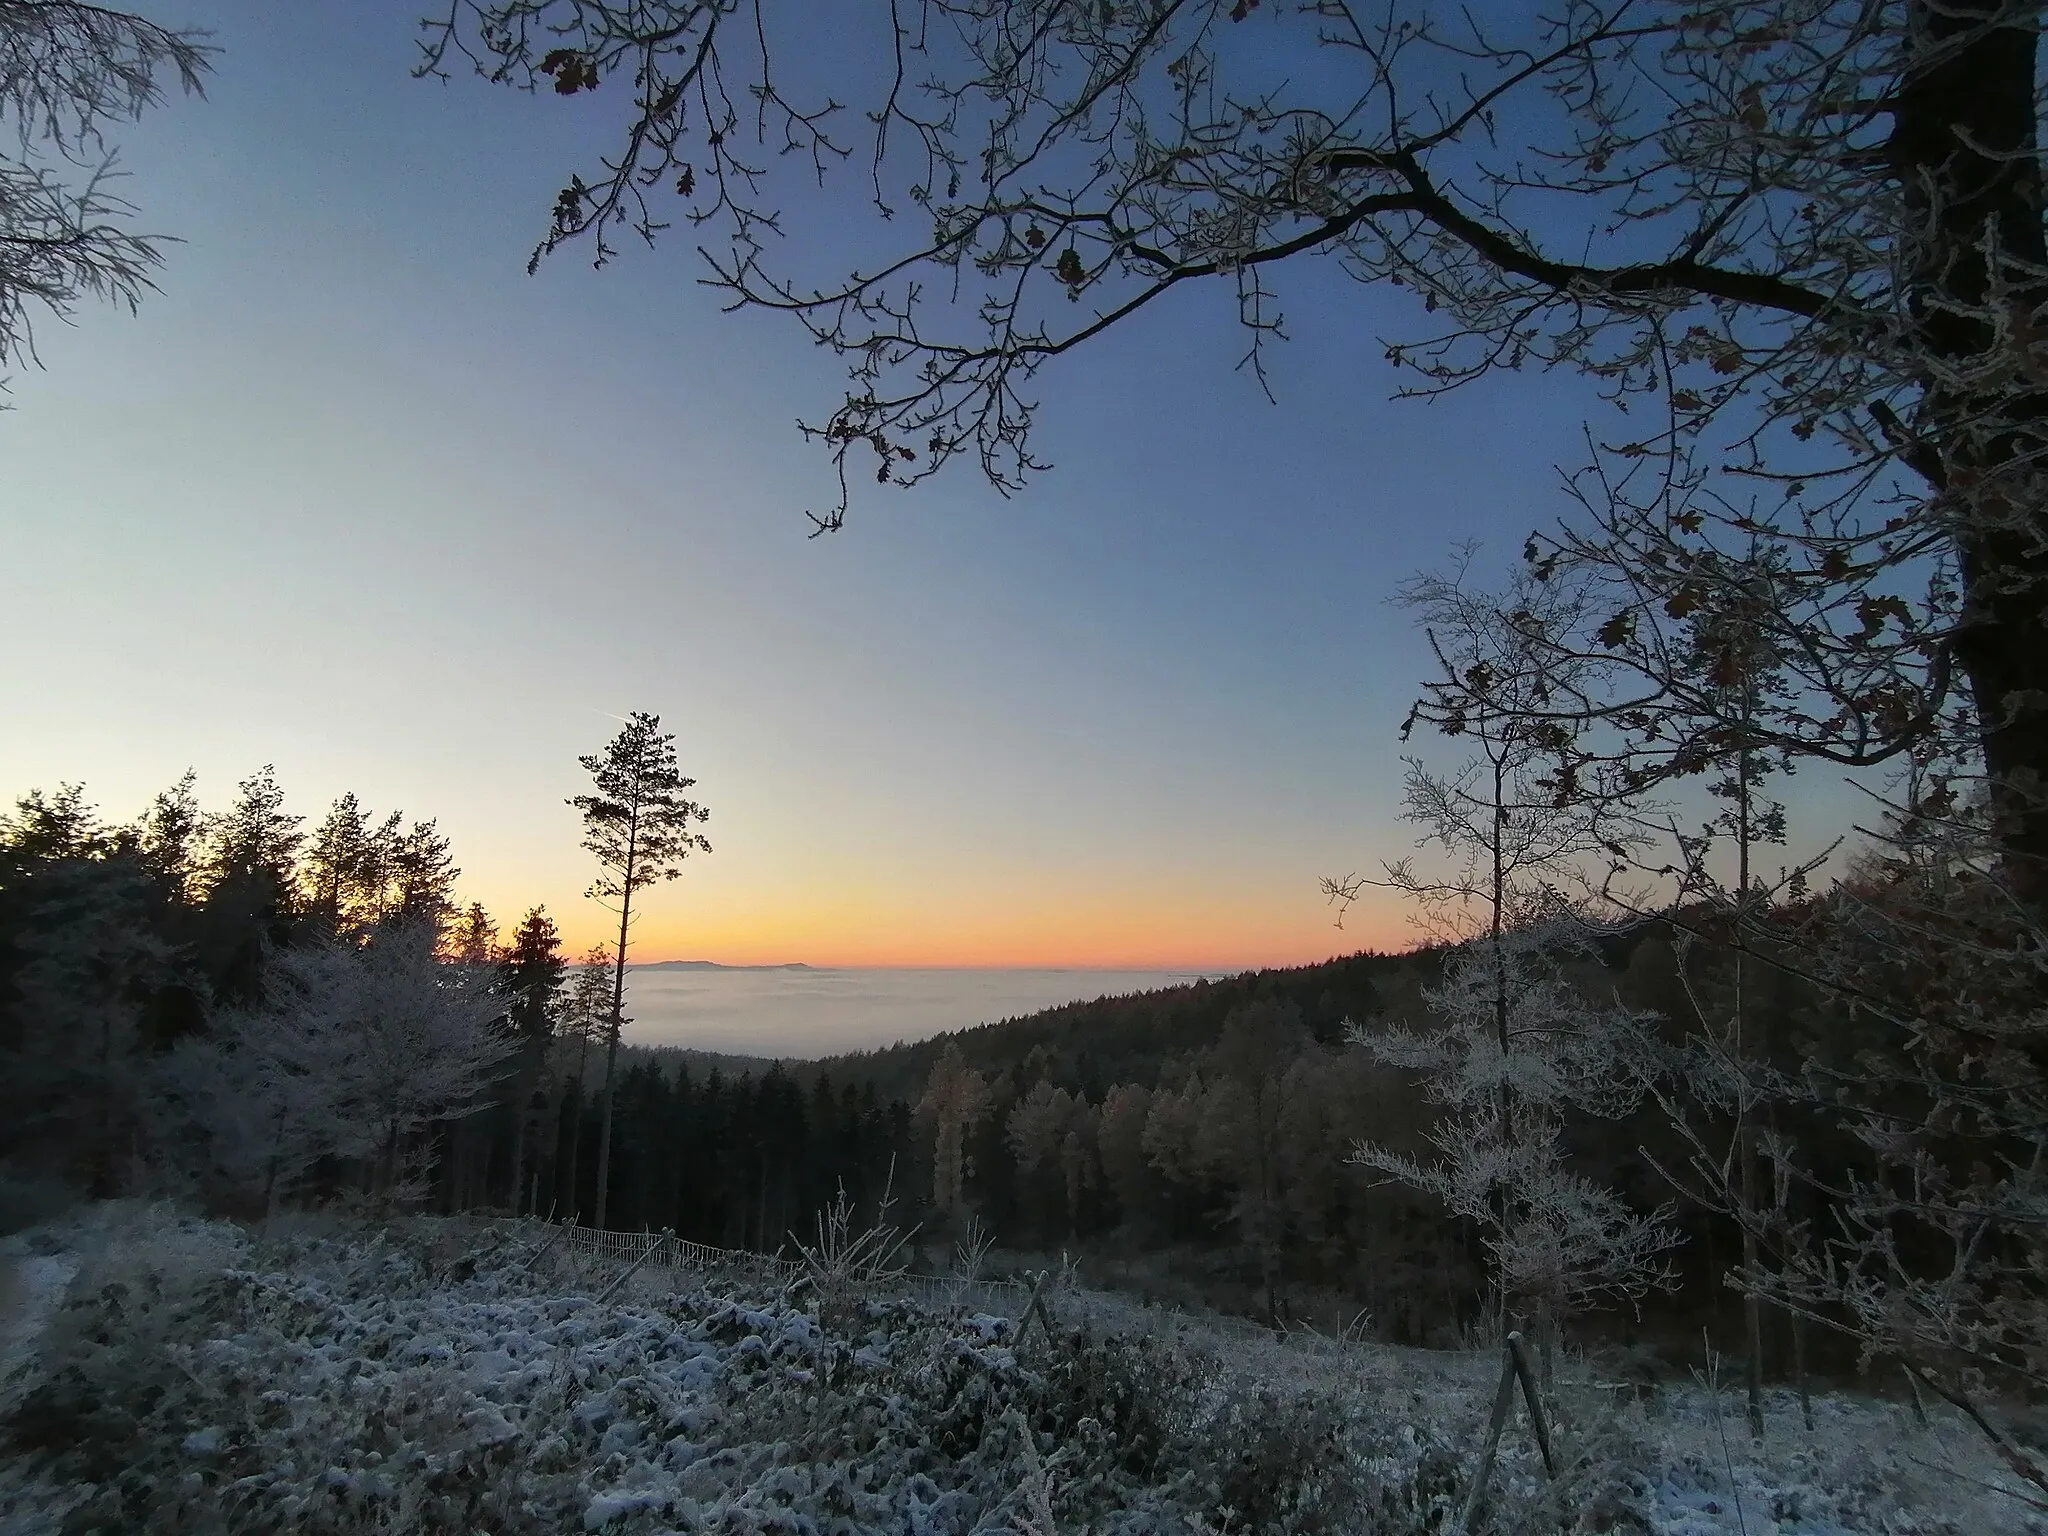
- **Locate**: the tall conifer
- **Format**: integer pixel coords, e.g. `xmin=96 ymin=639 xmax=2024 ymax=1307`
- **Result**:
xmin=570 ymin=712 xmax=710 ymax=1228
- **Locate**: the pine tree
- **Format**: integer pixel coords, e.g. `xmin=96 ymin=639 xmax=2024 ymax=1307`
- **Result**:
xmin=569 ymin=712 xmax=711 ymax=1230
xmin=197 ymin=766 xmax=300 ymax=907
xmin=1 ymin=788 xmax=178 ymax=1197
xmin=501 ymin=906 xmax=566 ymax=1214
xmin=389 ymin=819 xmax=459 ymax=935
xmin=448 ymin=901 xmax=499 ymax=967
xmin=2 ymin=784 xmax=108 ymax=861
xmin=300 ymin=793 xmax=373 ymax=932
xmin=131 ymin=770 xmax=202 ymax=902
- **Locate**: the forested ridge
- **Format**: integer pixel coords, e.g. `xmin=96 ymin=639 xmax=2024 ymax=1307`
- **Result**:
xmin=0 ymin=770 xmax=1850 ymax=1368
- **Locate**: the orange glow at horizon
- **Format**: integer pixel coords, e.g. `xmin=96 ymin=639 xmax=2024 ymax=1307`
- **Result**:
xmin=511 ymin=882 xmax=1415 ymax=972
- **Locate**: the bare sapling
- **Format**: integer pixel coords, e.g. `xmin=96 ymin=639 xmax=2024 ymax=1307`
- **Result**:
xmin=792 ymin=1156 xmax=917 ymax=1325
xmin=1332 ymin=563 xmax=1679 ymax=1371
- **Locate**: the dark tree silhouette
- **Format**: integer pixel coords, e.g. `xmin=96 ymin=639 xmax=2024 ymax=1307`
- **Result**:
xmin=501 ymin=904 xmax=566 ymax=1213
xmin=570 ymin=711 xmax=711 ymax=1229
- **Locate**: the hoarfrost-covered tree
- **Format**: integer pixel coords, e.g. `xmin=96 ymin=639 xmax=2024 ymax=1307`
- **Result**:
xmin=916 ymin=1043 xmax=990 ymax=1218
xmin=1398 ymin=538 xmax=2048 ymax=1468
xmin=1334 ymin=562 xmax=1675 ymax=1352
xmin=570 ymin=711 xmax=711 ymax=1229
xmin=0 ymin=2 xmax=213 ymax=382
xmin=1663 ymin=790 xmax=2048 ymax=1495
xmin=1351 ymin=925 xmax=1676 ymax=1343
xmin=1632 ymin=588 xmax=1817 ymax=1438
xmin=164 ymin=920 xmax=511 ymax=1205
xmin=154 ymin=984 xmax=338 ymax=1215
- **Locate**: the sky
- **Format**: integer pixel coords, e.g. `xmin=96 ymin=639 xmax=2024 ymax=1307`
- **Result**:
xmin=3 ymin=1 xmax=1619 ymax=969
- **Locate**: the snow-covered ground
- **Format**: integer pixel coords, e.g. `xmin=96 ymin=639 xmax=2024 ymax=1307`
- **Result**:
xmin=0 ymin=1205 xmax=2041 ymax=1535
xmin=0 ymin=1244 xmax=74 ymax=1416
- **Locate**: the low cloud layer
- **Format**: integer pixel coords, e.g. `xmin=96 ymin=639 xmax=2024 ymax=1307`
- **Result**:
xmin=619 ymin=966 xmax=1225 ymax=1060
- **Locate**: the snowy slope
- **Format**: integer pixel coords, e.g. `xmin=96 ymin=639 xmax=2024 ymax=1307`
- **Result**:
xmin=0 ymin=1207 xmax=2041 ymax=1536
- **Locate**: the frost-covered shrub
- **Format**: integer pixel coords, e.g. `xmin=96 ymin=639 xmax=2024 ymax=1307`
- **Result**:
xmin=1201 ymin=1385 xmax=1358 ymax=1535
xmin=5 ymin=1205 xmax=248 ymax=1499
xmin=2 ymin=1211 xmax=1590 ymax=1536
xmin=1032 ymin=1323 xmax=1203 ymax=1483
xmin=12 ymin=1208 xmax=2032 ymax=1536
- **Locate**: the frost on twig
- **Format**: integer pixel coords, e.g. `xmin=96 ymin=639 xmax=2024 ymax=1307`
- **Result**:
xmin=791 ymin=1156 xmax=916 ymax=1323
xmin=1339 ymin=566 xmax=1678 ymax=1339
xmin=1352 ymin=925 xmax=1678 ymax=1328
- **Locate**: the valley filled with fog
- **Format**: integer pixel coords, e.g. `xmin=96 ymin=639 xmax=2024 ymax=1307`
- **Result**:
xmin=618 ymin=965 xmax=1226 ymax=1058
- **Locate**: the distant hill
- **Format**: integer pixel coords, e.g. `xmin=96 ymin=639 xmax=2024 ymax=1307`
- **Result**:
xmin=614 ymin=1043 xmax=785 ymax=1080
xmin=814 ymin=948 xmax=1442 ymax=1102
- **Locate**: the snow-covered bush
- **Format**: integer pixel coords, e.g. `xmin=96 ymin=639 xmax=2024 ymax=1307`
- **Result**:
xmin=4 ymin=1204 xmax=248 ymax=1491
xmin=0 ymin=1210 xmax=1612 ymax=1536
xmin=1353 ymin=922 xmax=1678 ymax=1327
xmin=13 ymin=1205 xmax=2042 ymax=1535
xmin=153 ymin=920 xmax=510 ymax=1207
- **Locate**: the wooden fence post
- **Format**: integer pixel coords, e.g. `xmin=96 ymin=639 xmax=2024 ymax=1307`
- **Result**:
xmin=1455 ymin=1346 xmax=1521 ymax=1535
xmin=1506 ymin=1329 xmax=1557 ymax=1480
xmin=597 ymin=1229 xmax=672 ymax=1305
xmin=519 ymin=1218 xmax=571 ymax=1273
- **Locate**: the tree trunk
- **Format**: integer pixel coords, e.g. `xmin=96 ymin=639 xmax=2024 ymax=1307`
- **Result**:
xmin=1896 ymin=4 xmax=2048 ymax=915
xmin=506 ymin=1040 xmax=545 ymax=1216
xmin=262 ymin=1105 xmax=287 ymax=1224
xmin=593 ymin=1009 xmax=624 ymax=1228
xmin=561 ymin=1017 xmax=592 ymax=1220
xmin=1735 ymin=737 xmax=1767 ymax=1441
xmin=1791 ymin=1309 xmax=1815 ymax=1432
xmin=509 ymin=1077 xmax=529 ymax=1216
xmin=592 ymin=810 xmax=640 ymax=1231
xmin=561 ymin=1080 xmax=584 ymax=1219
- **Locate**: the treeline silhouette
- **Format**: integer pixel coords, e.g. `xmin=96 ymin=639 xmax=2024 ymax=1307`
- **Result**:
xmin=0 ymin=769 xmax=1842 ymax=1366
xmin=533 ymin=1059 xmax=912 ymax=1250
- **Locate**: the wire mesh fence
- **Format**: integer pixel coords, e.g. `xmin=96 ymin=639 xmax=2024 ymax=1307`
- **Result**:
xmin=505 ymin=1219 xmax=803 ymax=1284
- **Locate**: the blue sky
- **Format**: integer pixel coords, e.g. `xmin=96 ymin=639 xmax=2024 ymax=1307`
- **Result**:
xmin=3 ymin=0 xmax=1621 ymax=967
